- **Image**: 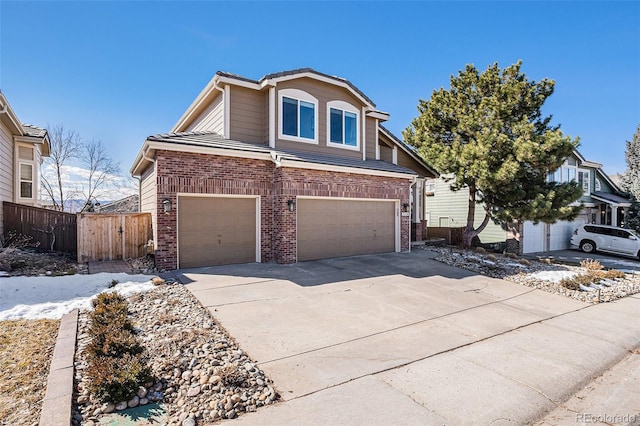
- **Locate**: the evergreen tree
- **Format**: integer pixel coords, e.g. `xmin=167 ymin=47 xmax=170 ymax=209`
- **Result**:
xmin=620 ymin=124 xmax=640 ymax=231
xmin=404 ymin=61 xmax=583 ymax=248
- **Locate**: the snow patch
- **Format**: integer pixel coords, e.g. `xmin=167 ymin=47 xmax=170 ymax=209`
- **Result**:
xmin=0 ymin=273 xmax=154 ymax=320
xmin=528 ymin=270 xmax=578 ymax=283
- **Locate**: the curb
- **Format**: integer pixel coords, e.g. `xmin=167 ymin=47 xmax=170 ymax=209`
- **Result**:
xmin=39 ymin=309 xmax=78 ymax=426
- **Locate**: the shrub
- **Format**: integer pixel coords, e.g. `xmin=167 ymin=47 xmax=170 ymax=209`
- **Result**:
xmin=151 ymin=277 xmax=165 ymax=286
xmin=87 ymin=353 xmax=153 ymax=403
xmin=593 ymin=269 xmax=626 ymax=280
xmin=85 ymin=291 xmax=153 ymax=403
xmin=86 ymin=324 xmax=143 ymax=359
xmin=217 ymin=364 xmax=247 ymax=387
xmin=486 ymin=254 xmax=497 ymax=262
xmin=560 ymin=273 xmax=596 ymax=290
xmin=475 ymin=247 xmax=486 ymax=254
xmin=505 ymin=253 xmax=518 ymax=260
xmin=517 ymin=259 xmax=531 ymax=266
xmin=580 ymin=258 xmax=603 ymax=271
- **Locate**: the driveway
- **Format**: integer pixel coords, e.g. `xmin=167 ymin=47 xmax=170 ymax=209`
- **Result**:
xmin=177 ymin=250 xmax=640 ymax=425
xmin=525 ymin=248 xmax=640 ymax=271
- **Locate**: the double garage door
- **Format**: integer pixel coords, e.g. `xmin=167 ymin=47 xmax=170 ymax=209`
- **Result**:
xmin=177 ymin=196 xmax=397 ymax=268
xmin=297 ymin=199 xmax=397 ymax=261
xmin=522 ymin=218 xmax=587 ymax=254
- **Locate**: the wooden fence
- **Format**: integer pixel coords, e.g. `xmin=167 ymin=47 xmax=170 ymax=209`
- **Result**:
xmin=2 ymin=202 xmax=77 ymax=253
xmin=77 ymin=213 xmax=152 ymax=262
xmin=426 ymin=226 xmax=465 ymax=246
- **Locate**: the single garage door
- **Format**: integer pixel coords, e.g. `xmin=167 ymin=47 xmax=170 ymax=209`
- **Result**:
xmin=178 ymin=196 xmax=257 ymax=268
xmin=523 ymin=221 xmax=546 ymax=253
xmin=297 ymin=198 xmax=396 ymax=261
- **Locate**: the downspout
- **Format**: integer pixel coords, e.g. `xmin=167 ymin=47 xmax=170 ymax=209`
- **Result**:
xmin=408 ymin=176 xmax=418 ymax=252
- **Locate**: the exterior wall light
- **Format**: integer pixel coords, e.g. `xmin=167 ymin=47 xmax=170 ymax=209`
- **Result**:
xmin=163 ymin=198 xmax=172 ymax=213
xmin=287 ymin=199 xmax=296 ymax=212
xmin=402 ymin=202 xmax=410 ymax=212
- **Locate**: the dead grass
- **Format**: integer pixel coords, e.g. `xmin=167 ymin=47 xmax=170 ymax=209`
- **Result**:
xmin=0 ymin=319 xmax=59 ymax=425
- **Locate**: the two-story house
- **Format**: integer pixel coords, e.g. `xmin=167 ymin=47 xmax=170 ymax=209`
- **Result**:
xmin=0 ymin=91 xmax=50 ymax=236
xmin=131 ymin=68 xmax=437 ymax=270
xmin=521 ymin=150 xmax=631 ymax=253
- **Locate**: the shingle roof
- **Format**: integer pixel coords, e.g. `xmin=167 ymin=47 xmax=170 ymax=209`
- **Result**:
xmin=21 ymin=123 xmax=47 ymax=138
xmin=216 ymin=68 xmax=376 ymax=107
xmin=591 ymin=191 xmax=631 ymax=205
xmin=147 ymin=131 xmax=416 ymax=175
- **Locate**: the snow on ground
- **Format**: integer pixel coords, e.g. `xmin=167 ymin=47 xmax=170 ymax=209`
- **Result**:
xmin=527 ymin=270 xmax=578 ymax=283
xmin=0 ymin=273 xmax=155 ymax=320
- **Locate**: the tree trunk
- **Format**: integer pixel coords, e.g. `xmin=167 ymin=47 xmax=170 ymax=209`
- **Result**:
xmin=462 ymin=186 xmax=478 ymax=248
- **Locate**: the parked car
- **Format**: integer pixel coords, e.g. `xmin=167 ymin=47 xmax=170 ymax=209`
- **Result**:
xmin=570 ymin=224 xmax=640 ymax=259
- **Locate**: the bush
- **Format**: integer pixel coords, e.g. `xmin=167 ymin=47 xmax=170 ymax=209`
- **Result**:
xmin=560 ymin=273 xmax=596 ymax=290
xmin=85 ymin=291 xmax=152 ymax=403
xmin=87 ymin=353 xmax=152 ymax=403
xmin=580 ymin=258 xmax=603 ymax=271
xmin=475 ymin=247 xmax=486 ymax=254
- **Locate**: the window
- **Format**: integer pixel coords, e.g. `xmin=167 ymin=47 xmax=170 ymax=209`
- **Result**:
xmin=278 ymin=89 xmax=318 ymax=143
xmin=327 ymin=100 xmax=359 ymax=149
xmin=578 ymin=170 xmax=590 ymax=194
xmin=19 ymin=163 xmax=33 ymax=199
xmin=595 ymin=178 xmax=601 ymax=192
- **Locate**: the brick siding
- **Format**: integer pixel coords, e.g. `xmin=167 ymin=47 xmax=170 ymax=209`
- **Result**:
xmin=152 ymin=150 xmax=411 ymax=270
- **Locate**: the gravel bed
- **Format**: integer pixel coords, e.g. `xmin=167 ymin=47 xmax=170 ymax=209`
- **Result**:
xmin=427 ymin=246 xmax=640 ymax=303
xmin=73 ymin=282 xmax=278 ymax=425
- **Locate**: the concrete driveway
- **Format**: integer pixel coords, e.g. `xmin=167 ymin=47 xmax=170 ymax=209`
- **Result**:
xmin=177 ymin=250 xmax=640 ymax=425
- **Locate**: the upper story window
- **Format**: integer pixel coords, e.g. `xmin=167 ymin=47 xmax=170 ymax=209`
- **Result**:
xmin=327 ymin=100 xmax=359 ymax=150
xmin=594 ymin=178 xmax=601 ymax=192
xmin=548 ymin=160 xmax=591 ymax=195
xmin=278 ymin=88 xmax=318 ymax=144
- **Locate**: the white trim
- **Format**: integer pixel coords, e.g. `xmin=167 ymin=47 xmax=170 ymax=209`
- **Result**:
xmin=361 ymin=107 xmax=366 ymax=161
xmin=295 ymin=196 xmax=401 ymax=254
xmin=176 ymin=193 xmax=261 ymax=268
xmin=392 ymin=146 xmax=398 ymax=165
xmin=278 ymin=88 xmax=319 ymax=144
xmin=269 ymin=87 xmax=276 ymax=148
xmin=223 ymin=84 xmax=231 ymax=139
xmin=365 ymin=110 xmax=390 ymax=120
xmin=326 ymin=100 xmax=360 ymax=151
xmin=217 ymin=75 xmax=261 ymax=90
xmin=280 ymin=159 xmax=416 ymax=179
xmin=375 ymin=119 xmax=380 ymax=160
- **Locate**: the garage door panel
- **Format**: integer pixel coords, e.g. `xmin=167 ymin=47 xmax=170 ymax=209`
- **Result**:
xmin=297 ymin=199 xmax=396 ymax=262
xmin=178 ymin=197 xmax=256 ymax=268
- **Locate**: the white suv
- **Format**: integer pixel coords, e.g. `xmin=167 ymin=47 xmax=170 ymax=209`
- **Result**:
xmin=570 ymin=224 xmax=640 ymax=259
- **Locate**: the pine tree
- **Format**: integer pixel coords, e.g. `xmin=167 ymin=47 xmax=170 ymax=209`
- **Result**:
xmin=404 ymin=61 xmax=583 ymax=248
xmin=620 ymin=124 xmax=640 ymax=231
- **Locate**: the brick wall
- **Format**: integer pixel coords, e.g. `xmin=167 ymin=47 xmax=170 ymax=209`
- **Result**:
xmin=153 ymin=150 xmax=411 ymax=270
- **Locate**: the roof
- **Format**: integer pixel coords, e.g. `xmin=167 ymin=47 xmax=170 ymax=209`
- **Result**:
xmin=590 ymin=191 xmax=631 ymax=206
xmin=21 ymin=124 xmax=47 ymax=138
xmin=217 ymin=68 xmax=376 ymax=107
xmin=378 ymin=125 xmax=439 ymax=177
xmin=143 ymin=131 xmax=416 ymax=176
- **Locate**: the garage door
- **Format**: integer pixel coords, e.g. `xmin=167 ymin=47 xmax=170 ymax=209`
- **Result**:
xmin=550 ymin=220 xmax=584 ymax=251
xmin=297 ymin=199 xmax=396 ymax=261
xmin=178 ymin=196 xmax=257 ymax=268
xmin=523 ymin=221 xmax=546 ymax=253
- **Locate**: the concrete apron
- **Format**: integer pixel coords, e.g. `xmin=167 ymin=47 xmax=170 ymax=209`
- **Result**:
xmin=181 ymin=254 xmax=640 ymax=425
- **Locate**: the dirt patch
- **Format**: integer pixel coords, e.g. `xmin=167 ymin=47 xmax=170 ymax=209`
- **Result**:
xmin=0 ymin=248 xmax=79 ymax=276
xmin=0 ymin=319 xmax=60 ymax=425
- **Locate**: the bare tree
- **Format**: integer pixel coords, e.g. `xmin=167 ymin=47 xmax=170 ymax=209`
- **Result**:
xmin=41 ymin=124 xmax=82 ymax=211
xmin=79 ymin=140 xmax=121 ymax=212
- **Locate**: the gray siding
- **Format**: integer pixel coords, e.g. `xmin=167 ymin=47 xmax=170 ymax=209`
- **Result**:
xmin=187 ymin=92 xmax=224 ymax=135
xmin=140 ymin=164 xmax=157 ymax=244
xmin=425 ymin=178 xmax=506 ymax=243
xmin=229 ymin=86 xmax=267 ymax=144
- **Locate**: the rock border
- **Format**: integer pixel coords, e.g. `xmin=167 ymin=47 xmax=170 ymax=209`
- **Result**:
xmin=39 ymin=309 xmax=78 ymax=426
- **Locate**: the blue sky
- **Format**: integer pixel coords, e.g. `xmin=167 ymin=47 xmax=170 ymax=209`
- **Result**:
xmin=2 ymin=1 xmax=639 ymax=177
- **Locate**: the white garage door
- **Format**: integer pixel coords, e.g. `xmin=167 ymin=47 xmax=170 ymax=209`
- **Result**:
xmin=523 ymin=221 xmax=546 ymax=254
xmin=550 ymin=220 xmax=584 ymax=251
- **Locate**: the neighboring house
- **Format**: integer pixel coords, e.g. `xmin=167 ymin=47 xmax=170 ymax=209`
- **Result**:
xmin=95 ymin=194 xmax=140 ymax=213
xmin=522 ymin=150 xmax=631 ymax=253
xmin=0 ymin=91 xmax=50 ymax=236
xmin=424 ymin=175 xmax=506 ymax=245
xmin=131 ymin=68 xmax=437 ymax=270
xmin=424 ymin=149 xmax=630 ymax=254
